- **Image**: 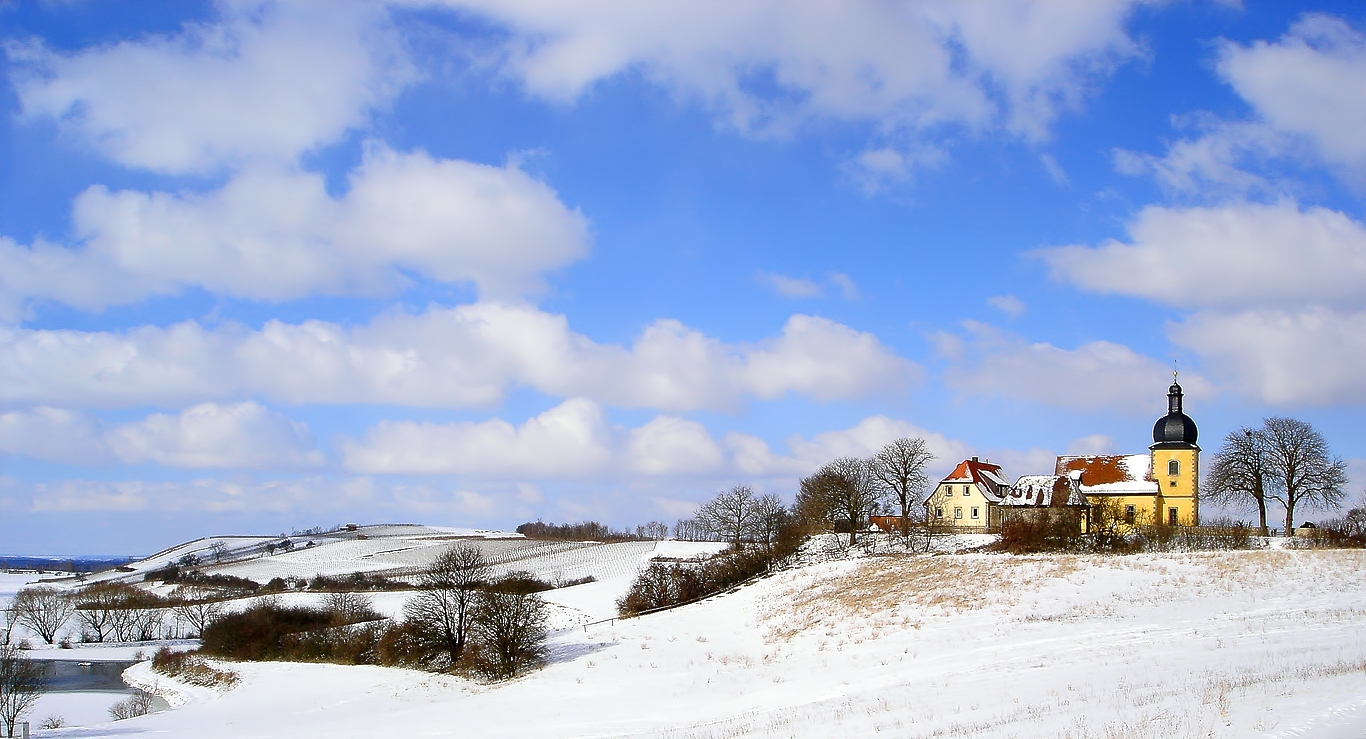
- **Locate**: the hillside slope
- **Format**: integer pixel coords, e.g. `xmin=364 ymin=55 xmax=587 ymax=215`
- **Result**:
xmin=50 ymin=548 xmax=1366 ymax=739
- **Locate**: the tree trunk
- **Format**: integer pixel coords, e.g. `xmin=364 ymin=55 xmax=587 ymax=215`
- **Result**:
xmin=1255 ymin=479 xmax=1268 ymax=537
xmin=1284 ymin=498 xmax=1295 ymax=537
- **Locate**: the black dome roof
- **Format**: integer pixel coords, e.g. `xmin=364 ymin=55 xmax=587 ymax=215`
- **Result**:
xmin=1152 ymin=380 xmax=1198 ymax=448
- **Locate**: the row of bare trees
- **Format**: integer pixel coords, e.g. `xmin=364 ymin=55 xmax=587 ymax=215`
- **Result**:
xmin=4 ymin=583 xmax=230 ymax=646
xmin=1206 ymin=417 xmax=1348 ymax=536
xmin=796 ymin=438 xmax=937 ymax=546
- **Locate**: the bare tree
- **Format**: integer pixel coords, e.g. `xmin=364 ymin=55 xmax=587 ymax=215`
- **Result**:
xmin=11 ymin=588 xmax=73 ymax=645
xmin=470 ymin=588 xmax=548 ymax=680
xmin=403 ymin=544 xmax=490 ymax=665
xmin=1261 ymin=417 xmax=1348 ymax=535
xmin=1207 ymin=427 xmax=1275 ymax=537
xmin=169 ymin=586 xmax=226 ymax=637
xmin=868 ymin=438 xmax=935 ymax=541
xmin=208 ymin=541 xmax=229 ymax=563
xmin=813 ymin=457 xmax=884 ymax=546
xmin=750 ymin=494 xmax=789 ymax=549
xmin=0 ymin=645 xmax=48 ymax=737
xmin=698 ymin=485 xmax=760 ymax=547
xmin=795 ymin=469 xmax=838 ymax=533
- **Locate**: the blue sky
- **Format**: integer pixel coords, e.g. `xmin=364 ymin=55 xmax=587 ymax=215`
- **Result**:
xmin=2 ymin=0 xmax=1364 ymax=554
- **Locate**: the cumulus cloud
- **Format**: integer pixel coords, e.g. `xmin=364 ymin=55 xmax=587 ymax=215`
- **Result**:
xmin=8 ymin=1 xmax=414 ymax=174
xmin=1218 ymin=14 xmax=1366 ymax=174
xmin=21 ymin=476 xmax=376 ymax=514
xmin=0 ymin=407 xmax=105 ymax=465
xmin=106 ymin=402 xmax=323 ymax=469
xmin=1037 ymin=201 xmax=1366 ymax=310
xmin=416 ymin=0 xmax=1144 ymax=155
xmin=935 ymin=321 xmax=1208 ymax=414
xmin=0 ymin=403 xmax=322 ymax=470
xmin=0 ymin=304 xmax=914 ymax=411
xmin=1114 ymin=15 xmax=1366 ymax=194
xmin=0 ymin=145 xmax=590 ymax=316
xmin=340 ymin=398 xmax=613 ymax=476
xmin=1170 ymin=307 xmax=1366 ymax=406
xmin=340 ymin=398 xmax=974 ymax=482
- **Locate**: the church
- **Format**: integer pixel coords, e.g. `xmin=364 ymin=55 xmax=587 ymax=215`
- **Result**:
xmin=925 ymin=375 xmax=1201 ymax=531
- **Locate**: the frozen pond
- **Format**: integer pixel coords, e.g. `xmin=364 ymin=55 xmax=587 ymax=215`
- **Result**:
xmin=21 ymin=660 xmax=170 ymax=730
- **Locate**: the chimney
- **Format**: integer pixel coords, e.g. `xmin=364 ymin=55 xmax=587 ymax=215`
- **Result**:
xmin=971 ymin=456 xmax=979 ymax=462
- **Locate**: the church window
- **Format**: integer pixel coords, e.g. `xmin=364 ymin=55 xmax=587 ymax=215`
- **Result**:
xmin=1168 ymin=459 xmax=1179 ymax=476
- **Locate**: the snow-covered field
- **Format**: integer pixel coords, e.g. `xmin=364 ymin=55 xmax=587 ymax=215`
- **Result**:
xmin=14 ymin=546 xmax=1366 ymax=738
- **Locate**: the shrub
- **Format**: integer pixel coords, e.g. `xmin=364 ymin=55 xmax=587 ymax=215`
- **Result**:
xmin=199 ymin=600 xmax=386 ymax=664
xmin=199 ymin=603 xmax=339 ymax=661
xmin=617 ymin=544 xmax=786 ymax=617
xmin=151 ymin=647 xmax=238 ymax=688
xmin=108 ymin=693 xmax=153 ymax=720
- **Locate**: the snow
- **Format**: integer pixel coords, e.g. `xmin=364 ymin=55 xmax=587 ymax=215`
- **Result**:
xmin=19 ymin=546 xmax=1365 ymax=738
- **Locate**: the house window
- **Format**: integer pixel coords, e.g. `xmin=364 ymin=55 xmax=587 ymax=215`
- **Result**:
xmin=954 ymin=507 xmax=963 ymax=519
xmin=1124 ymin=505 xmax=1136 ymax=524
xmin=935 ymin=507 xmax=944 ymax=519
xmin=1169 ymin=480 xmax=1177 ymax=487
xmin=1168 ymin=459 xmax=1180 ymax=476
xmin=971 ymin=507 xmax=979 ymax=519
xmin=1169 ymin=507 xmax=1178 ymax=526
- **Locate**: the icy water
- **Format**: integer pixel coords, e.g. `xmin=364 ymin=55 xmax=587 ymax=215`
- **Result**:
xmin=29 ymin=659 xmax=171 ymax=711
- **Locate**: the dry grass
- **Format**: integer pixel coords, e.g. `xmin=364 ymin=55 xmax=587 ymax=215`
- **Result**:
xmin=761 ymin=554 xmax=1083 ymax=642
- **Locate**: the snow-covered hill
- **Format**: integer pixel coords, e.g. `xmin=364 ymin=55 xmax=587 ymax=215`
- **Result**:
xmin=31 ymin=546 xmax=1366 ymax=739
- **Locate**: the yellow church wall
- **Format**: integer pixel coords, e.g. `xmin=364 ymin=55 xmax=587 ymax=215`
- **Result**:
xmin=1150 ymin=448 xmax=1200 ymax=526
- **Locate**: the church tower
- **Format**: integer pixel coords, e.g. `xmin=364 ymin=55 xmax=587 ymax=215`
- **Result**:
xmin=1150 ymin=374 xmax=1199 ymax=526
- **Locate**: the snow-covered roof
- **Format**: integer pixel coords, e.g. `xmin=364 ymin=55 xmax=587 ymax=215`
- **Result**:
xmin=1054 ymin=454 xmax=1158 ymax=497
xmin=1001 ymin=475 xmax=1089 ymax=507
xmin=937 ymin=458 xmax=1010 ymax=504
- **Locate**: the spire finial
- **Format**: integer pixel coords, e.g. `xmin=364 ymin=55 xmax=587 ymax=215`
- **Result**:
xmin=1173 ymin=359 xmax=1178 ymax=381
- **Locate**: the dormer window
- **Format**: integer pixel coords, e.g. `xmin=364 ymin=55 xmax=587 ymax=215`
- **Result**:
xmin=1168 ymin=460 xmax=1179 ymax=476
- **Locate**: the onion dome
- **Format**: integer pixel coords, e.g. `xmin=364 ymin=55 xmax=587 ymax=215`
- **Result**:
xmin=1151 ymin=374 xmax=1198 ymax=449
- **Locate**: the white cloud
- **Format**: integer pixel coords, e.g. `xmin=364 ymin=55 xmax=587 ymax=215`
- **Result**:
xmin=22 ymin=475 xmax=375 ymax=514
xmin=9 ymin=1 xmax=414 ymax=174
xmin=340 ymin=398 xmax=613 ymax=476
xmin=1039 ymin=152 xmax=1069 ymax=185
xmin=757 ymin=271 xmax=860 ymax=301
xmin=0 ymin=407 xmax=105 ymax=465
xmin=1170 ymin=307 xmax=1366 ymax=406
xmin=758 ymin=272 xmax=824 ymax=298
xmin=626 ymin=416 xmax=726 ymax=476
xmin=0 ymin=304 xmax=914 ymax=411
xmin=420 ymin=0 xmax=1144 ymax=153
xmin=336 ymin=399 xmax=983 ymax=484
xmin=105 ymin=402 xmax=323 ymax=470
xmin=987 ymin=294 xmax=1026 ymax=317
xmin=0 ymin=145 xmax=590 ymax=316
xmin=0 ymin=403 xmax=321 ymax=470
xmin=935 ymin=321 xmax=1209 ymax=414
xmin=1112 ymin=119 xmax=1291 ymax=197
xmin=1037 ymin=201 xmax=1366 ymax=310
xmin=827 ymin=273 xmax=859 ymax=301
xmin=1218 ymin=14 xmax=1366 ymax=174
